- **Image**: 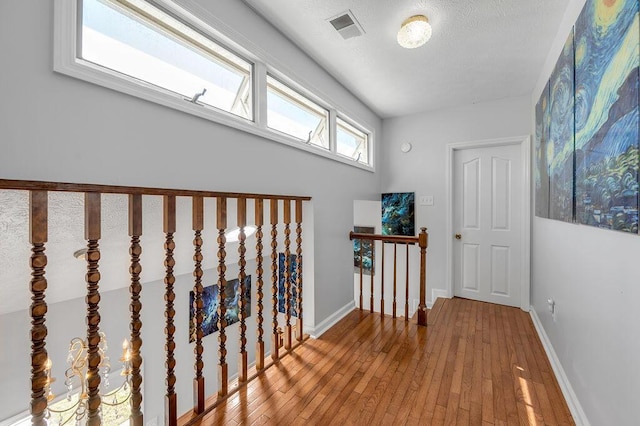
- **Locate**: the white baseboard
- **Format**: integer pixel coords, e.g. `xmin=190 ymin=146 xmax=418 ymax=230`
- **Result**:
xmin=530 ymin=307 xmax=590 ymax=426
xmin=430 ymin=288 xmax=450 ymax=307
xmin=308 ymin=300 xmax=355 ymax=338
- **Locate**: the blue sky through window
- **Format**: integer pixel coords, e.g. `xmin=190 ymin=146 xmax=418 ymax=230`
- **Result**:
xmin=266 ymin=77 xmax=327 ymax=145
xmin=82 ymin=0 xmax=250 ymax=117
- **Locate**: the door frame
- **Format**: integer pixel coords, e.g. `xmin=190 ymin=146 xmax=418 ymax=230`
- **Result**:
xmin=445 ymin=135 xmax=531 ymax=311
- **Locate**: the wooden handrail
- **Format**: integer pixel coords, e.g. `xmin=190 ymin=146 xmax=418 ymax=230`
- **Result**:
xmin=3 ymin=178 xmax=312 ymax=426
xmin=350 ymin=227 xmax=428 ymax=327
xmin=0 ymin=179 xmax=311 ymax=201
xmin=349 ymin=231 xmax=419 ymax=244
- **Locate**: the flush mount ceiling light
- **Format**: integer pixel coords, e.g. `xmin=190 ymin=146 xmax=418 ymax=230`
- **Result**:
xmin=397 ymin=15 xmax=432 ymax=49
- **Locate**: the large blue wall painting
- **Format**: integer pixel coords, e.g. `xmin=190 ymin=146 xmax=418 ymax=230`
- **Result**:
xmin=575 ymin=0 xmax=639 ymax=233
xmin=535 ymin=81 xmax=551 ymax=218
xmin=549 ymin=30 xmax=575 ymax=223
xmin=278 ymin=253 xmax=299 ymax=318
xmin=381 ymin=192 xmax=415 ymax=236
xmin=189 ymin=276 xmax=252 ymax=343
xmin=534 ymin=0 xmax=639 ymax=234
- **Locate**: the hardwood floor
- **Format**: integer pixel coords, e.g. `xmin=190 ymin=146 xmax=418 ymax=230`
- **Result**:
xmin=187 ymin=298 xmax=574 ymax=425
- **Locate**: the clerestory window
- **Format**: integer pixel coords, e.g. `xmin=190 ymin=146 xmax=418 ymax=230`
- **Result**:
xmin=266 ymin=76 xmax=329 ymax=149
xmin=337 ymin=117 xmax=369 ymax=164
xmin=54 ymin=0 xmax=374 ymax=169
xmin=80 ymin=0 xmax=252 ymax=120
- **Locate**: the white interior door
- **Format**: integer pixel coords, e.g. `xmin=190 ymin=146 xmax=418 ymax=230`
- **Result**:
xmin=453 ymin=144 xmax=522 ymax=307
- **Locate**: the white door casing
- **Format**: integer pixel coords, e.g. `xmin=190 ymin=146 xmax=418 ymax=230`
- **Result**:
xmin=446 ymin=136 xmax=531 ymax=311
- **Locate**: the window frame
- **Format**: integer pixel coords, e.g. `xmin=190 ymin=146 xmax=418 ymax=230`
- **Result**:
xmin=266 ymin=74 xmax=330 ymax=150
xmin=336 ymin=115 xmax=370 ymax=164
xmin=53 ymin=0 xmax=375 ymax=171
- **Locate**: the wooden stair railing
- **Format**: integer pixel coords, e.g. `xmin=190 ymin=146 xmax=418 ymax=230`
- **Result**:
xmin=349 ymin=227 xmax=429 ymax=327
xmin=0 ymin=179 xmax=310 ymax=426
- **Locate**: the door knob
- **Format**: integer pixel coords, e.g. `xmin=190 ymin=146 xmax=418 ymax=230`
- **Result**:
xmin=455 ymin=234 xmax=462 ymax=240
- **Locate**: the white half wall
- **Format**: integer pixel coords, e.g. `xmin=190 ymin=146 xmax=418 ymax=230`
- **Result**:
xmin=381 ymin=96 xmax=532 ymax=301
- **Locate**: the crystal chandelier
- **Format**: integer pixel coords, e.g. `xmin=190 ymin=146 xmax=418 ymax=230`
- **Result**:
xmin=43 ymin=333 xmax=133 ymax=425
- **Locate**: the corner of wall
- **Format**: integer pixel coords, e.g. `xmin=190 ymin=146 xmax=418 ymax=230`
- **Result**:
xmin=307 ymin=300 xmax=355 ymax=338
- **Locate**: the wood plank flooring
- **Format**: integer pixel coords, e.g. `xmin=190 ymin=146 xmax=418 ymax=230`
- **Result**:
xmin=185 ymin=298 xmax=574 ymax=425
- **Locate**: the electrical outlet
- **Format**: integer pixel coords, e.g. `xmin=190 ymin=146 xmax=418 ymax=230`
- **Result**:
xmin=147 ymin=416 xmax=159 ymax=426
xmin=419 ymin=195 xmax=434 ymax=206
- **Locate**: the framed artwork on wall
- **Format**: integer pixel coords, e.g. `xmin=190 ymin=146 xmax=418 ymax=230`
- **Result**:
xmin=278 ymin=253 xmax=299 ymax=318
xmin=534 ymin=0 xmax=639 ymax=234
xmin=574 ymin=0 xmax=639 ymax=233
xmin=381 ymin=192 xmax=415 ymax=236
xmin=188 ymin=275 xmax=252 ymax=343
xmin=353 ymin=226 xmax=375 ymax=275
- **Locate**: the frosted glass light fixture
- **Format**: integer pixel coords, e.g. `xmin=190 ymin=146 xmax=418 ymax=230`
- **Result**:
xmin=397 ymin=15 xmax=432 ymax=49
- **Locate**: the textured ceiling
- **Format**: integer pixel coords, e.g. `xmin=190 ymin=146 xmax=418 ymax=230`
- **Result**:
xmin=243 ymin=0 xmax=570 ymax=118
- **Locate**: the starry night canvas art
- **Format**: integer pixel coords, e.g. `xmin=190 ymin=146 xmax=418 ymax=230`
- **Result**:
xmin=535 ymin=81 xmax=551 ymax=219
xmin=548 ymin=30 xmax=575 ymax=223
xmin=534 ymin=0 xmax=639 ymax=233
xmin=574 ymin=0 xmax=639 ymax=233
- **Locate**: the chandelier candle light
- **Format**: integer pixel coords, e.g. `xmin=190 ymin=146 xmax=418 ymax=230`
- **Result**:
xmin=43 ymin=333 xmax=133 ymax=425
xmin=397 ymin=15 xmax=432 ymax=48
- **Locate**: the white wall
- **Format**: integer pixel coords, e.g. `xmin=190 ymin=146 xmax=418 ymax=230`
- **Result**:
xmin=0 ymin=264 xmax=286 ymax=423
xmin=380 ymin=96 xmax=531 ymax=303
xmin=0 ymin=0 xmax=381 ymax=333
xmin=0 ymin=0 xmax=382 ymax=421
xmin=530 ymin=0 xmax=640 ymax=424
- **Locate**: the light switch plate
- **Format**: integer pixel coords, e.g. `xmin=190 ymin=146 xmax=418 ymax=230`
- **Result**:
xmin=419 ymin=195 xmax=434 ymax=206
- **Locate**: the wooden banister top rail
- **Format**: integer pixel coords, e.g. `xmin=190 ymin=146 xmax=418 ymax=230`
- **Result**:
xmin=0 ymin=179 xmax=311 ymax=201
xmin=349 ymin=227 xmax=428 ymax=246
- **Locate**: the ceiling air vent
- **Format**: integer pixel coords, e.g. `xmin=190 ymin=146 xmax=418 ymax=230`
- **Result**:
xmin=328 ymin=10 xmax=365 ymax=40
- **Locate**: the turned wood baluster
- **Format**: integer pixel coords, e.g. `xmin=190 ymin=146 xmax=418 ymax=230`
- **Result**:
xmin=216 ymin=197 xmax=229 ymax=396
xmin=191 ymin=197 xmax=205 ymax=414
xmin=380 ymin=242 xmax=385 ymax=317
xmin=405 ymin=243 xmax=410 ymax=321
xmin=128 ymin=194 xmax=144 ymax=426
xmin=163 ymin=195 xmax=177 ymax=426
xmin=29 ymin=191 xmax=48 ymax=426
xmin=358 ymin=240 xmax=363 ymax=310
xmin=283 ymin=200 xmax=292 ymax=350
xmin=237 ymin=198 xmax=248 ymax=382
xmin=370 ymin=242 xmax=375 ymax=313
xmin=295 ymin=200 xmax=304 ymax=342
xmin=270 ymin=200 xmax=279 ymax=361
xmin=84 ymin=193 xmax=102 ymax=426
xmin=255 ymin=199 xmax=265 ymax=370
xmin=393 ymin=243 xmax=397 ymax=319
xmin=417 ymin=228 xmax=429 ymax=327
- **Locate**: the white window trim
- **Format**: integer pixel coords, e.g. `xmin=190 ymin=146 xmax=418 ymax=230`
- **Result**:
xmin=336 ymin=114 xmax=371 ymax=165
xmin=53 ymin=0 xmax=375 ymax=172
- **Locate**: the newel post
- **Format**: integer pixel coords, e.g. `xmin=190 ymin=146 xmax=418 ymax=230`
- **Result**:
xmin=417 ymin=227 xmax=428 ymax=327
